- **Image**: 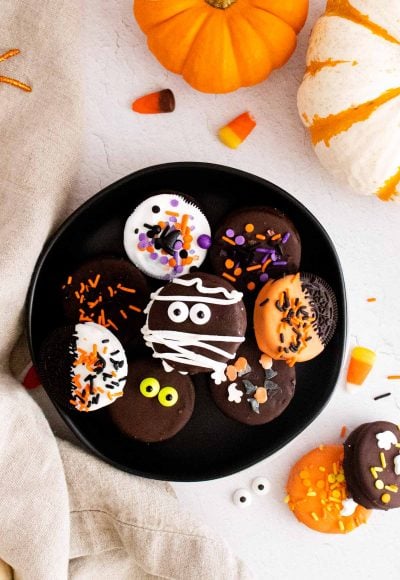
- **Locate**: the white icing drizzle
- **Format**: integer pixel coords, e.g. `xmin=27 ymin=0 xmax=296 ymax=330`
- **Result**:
xmin=142 ymin=327 xmax=245 ymax=385
xmin=394 ymin=454 xmax=400 ymax=476
xmin=376 ymin=431 xmax=398 ymax=450
xmin=142 ymin=277 xmax=245 ymax=384
xmin=228 ymin=383 xmax=243 ymax=404
xmin=340 ymin=498 xmax=359 ymax=517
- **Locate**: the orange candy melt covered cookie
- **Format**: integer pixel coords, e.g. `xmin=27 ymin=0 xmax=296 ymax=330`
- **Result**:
xmin=218 ymin=112 xmax=256 ymax=149
xmin=132 ymin=88 xmax=175 ymax=114
xmin=286 ymin=445 xmax=371 ymax=533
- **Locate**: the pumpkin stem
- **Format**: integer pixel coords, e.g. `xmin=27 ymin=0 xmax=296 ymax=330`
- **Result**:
xmin=205 ymin=0 xmax=237 ymax=8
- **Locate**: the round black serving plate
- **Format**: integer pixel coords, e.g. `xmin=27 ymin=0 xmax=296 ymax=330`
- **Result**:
xmin=27 ymin=162 xmax=346 ymax=482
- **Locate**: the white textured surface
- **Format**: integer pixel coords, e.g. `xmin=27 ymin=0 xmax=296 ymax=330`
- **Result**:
xmin=71 ymin=1 xmax=400 ymax=578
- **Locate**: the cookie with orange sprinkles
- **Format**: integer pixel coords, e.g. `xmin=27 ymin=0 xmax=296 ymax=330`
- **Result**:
xmin=61 ymin=257 xmax=149 ymax=344
xmin=209 ymin=207 xmax=301 ymax=301
xmin=40 ymin=322 xmax=128 ymax=412
xmin=286 ymin=445 xmax=371 ymax=533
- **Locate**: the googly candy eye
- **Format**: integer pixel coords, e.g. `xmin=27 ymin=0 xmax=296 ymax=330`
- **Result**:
xmin=140 ymin=377 xmax=160 ymax=398
xmin=158 ymin=386 xmax=179 ymax=407
xmin=189 ymin=303 xmax=211 ymax=325
xmin=251 ymin=477 xmax=271 ymax=496
xmin=232 ymin=488 xmax=252 ymax=508
xmin=167 ymin=301 xmax=189 ymax=323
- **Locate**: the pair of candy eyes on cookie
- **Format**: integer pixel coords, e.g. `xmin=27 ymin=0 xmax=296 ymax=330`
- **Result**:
xmin=140 ymin=377 xmax=178 ymax=407
xmin=168 ymin=301 xmax=211 ymax=325
xmin=233 ymin=478 xmax=271 ymax=508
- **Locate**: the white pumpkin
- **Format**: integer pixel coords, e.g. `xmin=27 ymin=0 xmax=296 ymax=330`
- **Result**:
xmin=297 ymin=0 xmax=400 ymax=202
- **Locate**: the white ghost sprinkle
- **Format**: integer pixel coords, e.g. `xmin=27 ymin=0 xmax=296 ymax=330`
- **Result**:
xmin=376 ymin=431 xmax=398 ymax=451
xmin=228 ymin=383 xmax=243 ymax=404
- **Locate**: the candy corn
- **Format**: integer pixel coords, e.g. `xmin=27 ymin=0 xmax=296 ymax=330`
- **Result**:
xmin=132 ymin=88 xmax=175 ymax=114
xmin=346 ymin=346 xmax=376 ymax=387
xmin=218 ymin=112 xmax=256 ymax=149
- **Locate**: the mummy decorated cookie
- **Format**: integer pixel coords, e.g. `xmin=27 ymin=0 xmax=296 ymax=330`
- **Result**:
xmin=61 ymin=257 xmax=149 ymax=343
xmin=123 ymin=192 xmax=211 ymax=280
xmin=209 ymin=339 xmax=296 ymax=425
xmin=109 ymin=358 xmax=195 ymax=442
xmin=254 ymin=272 xmax=338 ymax=366
xmin=343 ymin=421 xmax=400 ymax=510
xmin=210 ymin=207 xmax=301 ymax=297
xmin=142 ymin=273 xmax=247 ymax=384
xmin=40 ymin=322 xmax=128 ymax=412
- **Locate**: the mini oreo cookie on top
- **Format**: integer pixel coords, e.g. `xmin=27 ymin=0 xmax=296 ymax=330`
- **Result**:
xmin=40 ymin=322 xmax=128 ymax=412
xmin=61 ymin=257 xmax=149 ymax=344
xmin=209 ymin=339 xmax=296 ymax=425
xmin=123 ymin=192 xmax=211 ymax=280
xmin=254 ymin=272 xmax=338 ymax=366
xmin=142 ymin=272 xmax=247 ymax=384
xmin=210 ymin=207 xmax=301 ymax=298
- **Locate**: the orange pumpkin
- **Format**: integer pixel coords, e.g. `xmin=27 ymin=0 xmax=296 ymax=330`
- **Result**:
xmin=133 ymin=0 xmax=309 ymax=94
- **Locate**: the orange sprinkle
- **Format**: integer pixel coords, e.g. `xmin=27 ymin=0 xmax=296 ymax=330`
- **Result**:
xmin=247 ymin=282 xmax=256 ymax=291
xmin=108 ymin=286 xmax=114 ymax=297
xmin=235 ymin=357 xmax=248 ymax=372
xmin=367 ymin=297 xmax=377 ymax=302
xmin=262 ymin=259 xmax=272 ymax=272
xmin=67 ymin=276 xmax=72 ymax=285
xmin=222 ymin=236 xmax=236 ymax=246
xmin=75 ymin=291 xmax=81 ymax=300
xmin=180 ymin=214 xmax=189 ymax=233
xmin=388 ymin=375 xmax=400 ymax=380
xmin=256 ymin=234 xmax=266 ymax=240
xmin=226 ymin=365 xmax=237 ymax=382
xmin=271 ymin=234 xmax=281 ymax=241
xmin=89 ymin=274 xmax=100 ymax=288
xmin=245 ymin=223 xmax=254 ymax=233
xmin=169 ymin=258 xmax=176 ymax=267
xmin=128 ymin=305 xmax=142 ymax=313
xmin=225 ymin=259 xmax=235 ymax=270
xmin=107 ymin=319 xmax=118 ymax=331
xmin=117 ymin=284 xmax=136 ymax=294
xmin=146 ymin=246 xmax=155 ymax=253
xmin=246 ymin=264 xmax=261 ymax=272
xmin=166 ymin=210 xmax=179 ymax=217
xmin=223 ymin=272 xmax=236 ymax=283
xmin=120 ymin=309 xmax=128 ymax=319
xmin=340 ymin=425 xmax=347 ymax=438
xmin=233 ymin=268 xmax=242 ymax=276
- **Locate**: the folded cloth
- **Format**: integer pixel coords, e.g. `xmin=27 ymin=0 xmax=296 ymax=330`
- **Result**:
xmin=0 ymin=1 xmax=251 ymax=579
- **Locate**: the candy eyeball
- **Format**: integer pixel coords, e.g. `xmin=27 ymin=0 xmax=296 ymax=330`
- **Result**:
xmin=140 ymin=377 xmax=160 ymax=398
xmin=232 ymin=488 xmax=252 ymax=508
xmin=158 ymin=386 xmax=179 ymax=407
xmin=251 ymin=477 xmax=271 ymax=496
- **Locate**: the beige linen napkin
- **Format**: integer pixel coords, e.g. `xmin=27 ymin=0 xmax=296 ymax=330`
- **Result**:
xmin=0 ymin=1 xmax=251 ymax=579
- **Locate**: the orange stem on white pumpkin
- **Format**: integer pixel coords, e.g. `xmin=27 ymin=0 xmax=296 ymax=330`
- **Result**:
xmin=205 ymin=0 xmax=237 ymax=8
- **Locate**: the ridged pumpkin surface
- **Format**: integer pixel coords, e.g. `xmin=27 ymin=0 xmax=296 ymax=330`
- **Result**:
xmin=134 ymin=0 xmax=309 ymax=94
xmin=297 ymin=0 xmax=400 ymax=202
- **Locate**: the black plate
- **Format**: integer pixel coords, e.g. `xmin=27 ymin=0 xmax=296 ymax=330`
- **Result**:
xmin=27 ymin=162 xmax=346 ymax=481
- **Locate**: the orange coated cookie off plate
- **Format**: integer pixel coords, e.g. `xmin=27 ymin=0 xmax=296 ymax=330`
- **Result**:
xmin=286 ymin=445 xmax=371 ymax=533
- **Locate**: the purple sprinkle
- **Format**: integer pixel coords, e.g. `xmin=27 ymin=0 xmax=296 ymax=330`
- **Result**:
xmin=138 ymin=233 xmax=146 ymax=241
xmin=169 ymin=216 xmax=177 ymax=223
xmin=255 ymin=248 xmax=271 ymax=254
xmin=160 ymin=256 xmax=169 ymax=265
xmin=189 ymin=249 xmax=196 ymax=255
xmin=174 ymin=240 xmax=183 ymax=250
xmin=261 ymin=254 xmax=271 ymax=264
xmin=260 ymin=273 xmax=269 ymax=282
xmin=190 ymin=225 xmax=195 ymax=230
xmin=197 ymin=234 xmax=212 ymax=250
xmin=235 ymin=235 xmax=245 ymax=246
xmin=170 ymin=198 xmax=179 ymax=207
xmin=138 ymin=241 xmax=147 ymax=249
xmin=271 ymin=252 xmax=278 ymax=262
xmin=273 ymin=261 xmax=288 ymax=266
xmin=226 ymin=228 xmax=235 ymax=238
xmin=150 ymin=253 xmax=158 ymax=260
xmin=281 ymin=232 xmax=291 ymax=244
xmin=175 ymin=265 xmax=184 ymax=274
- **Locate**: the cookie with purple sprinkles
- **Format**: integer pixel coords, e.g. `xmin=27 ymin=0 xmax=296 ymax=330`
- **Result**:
xmin=209 ymin=207 xmax=301 ymax=299
xmin=123 ymin=192 xmax=211 ymax=280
